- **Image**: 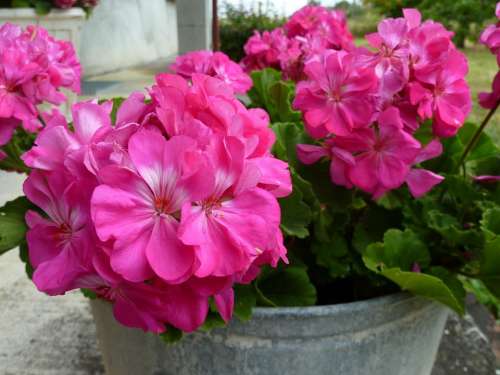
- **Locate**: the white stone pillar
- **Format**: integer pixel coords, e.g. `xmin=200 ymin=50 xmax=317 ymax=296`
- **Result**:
xmin=176 ymin=0 xmax=212 ymax=54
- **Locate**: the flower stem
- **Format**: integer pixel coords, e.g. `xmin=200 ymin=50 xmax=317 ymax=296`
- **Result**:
xmin=457 ymin=100 xmax=500 ymax=169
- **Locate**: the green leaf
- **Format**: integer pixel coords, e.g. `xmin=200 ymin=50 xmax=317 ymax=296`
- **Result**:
xmin=256 ymin=267 xmax=317 ymax=307
xmin=81 ymin=289 xmax=97 ymax=299
xmin=110 ymin=97 xmax=126 ymax=124
xmin=271 ymin=122 xmax=309 ymax=168
xmin=33 ymin=0 xmax=51 ymax=15
xmin=478 ymin=236 xmax=500 ymax=298
xmin=481 ymin=207 xmax=500 ymax=237
xmin=11 ymin=0 xmax=31 ymax=7
xmin=19 ymin=241 xmax=33 ymax=279
xmin=312 ymin=235 xmax=350 ymax=278
xmin=363 ymin=229 xmax=430 ymax=271
xmin=0 ymin=197 xmax=32 ymax=255
xmin=160 ymin=325 xmax=183 ymax=344
xmin=248 ymin=69 xmax=300 ymax=123
xmin=279 ymin=185 xmax=312 ymax=238
xmin=378 ymin=267 xmax=465 ymax=314
xmin=426 ymin=209 xmax=484 ymax=248
xmin=200 ymin=312 xmax=226 ymax=331
xmin=233 ymin=284 xmax=257 ymax=321
xmin=268 ymin=81 xmax=301 ymax=123
xmin=458 ymin=122 xmax=500 ymax=162
xmin=0 ymin=128 xmax=35 ymax=174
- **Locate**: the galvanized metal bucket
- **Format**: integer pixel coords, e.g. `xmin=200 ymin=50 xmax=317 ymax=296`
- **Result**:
xmin=90 ymin=293 xmax=449 ymax=375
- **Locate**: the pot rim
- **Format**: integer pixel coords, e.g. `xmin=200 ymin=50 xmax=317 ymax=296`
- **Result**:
xmin=250 ymin=292 xmax=422 ymax=317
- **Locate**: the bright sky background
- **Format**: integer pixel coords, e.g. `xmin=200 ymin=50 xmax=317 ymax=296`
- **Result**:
xmin=221 ymin=0 xmax=342 ymax=17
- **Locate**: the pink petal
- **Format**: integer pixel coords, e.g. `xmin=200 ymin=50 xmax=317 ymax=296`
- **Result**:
xmin=406 ymin=169 xmax=444 ymax=198
xmin=145 ymin=217 xmax=195 ymax=283
xmin=214 ymin=287 xmax=235 ymax=322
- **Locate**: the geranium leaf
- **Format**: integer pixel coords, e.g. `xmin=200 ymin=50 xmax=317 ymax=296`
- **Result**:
xmin=256 ymin=267 xmax=317 ymax=307
xmin=279 ymin=186 xmax=311 ymax=238
xmin=363 ymin=228 xmax=429 ymax=271
xmin=479 ymin=236 xmax=500 ymax=299
xmin=0 ymin=196 xmax=32 ymax=255
xmin=233 ymin=284 xmax=257 ymax=321
xmin=160 ymin=325 xmax=183 ymax=344
xmin=379 ymin=267 xmax=465 ymax=315
xmin=458 ymin=122 xmax=500 ymax=162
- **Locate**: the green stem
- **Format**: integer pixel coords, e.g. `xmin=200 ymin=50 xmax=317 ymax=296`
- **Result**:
xmin=456 ymin=100 xmax=500 ymax=169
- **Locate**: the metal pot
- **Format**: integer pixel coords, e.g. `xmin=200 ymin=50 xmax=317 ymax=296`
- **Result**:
xmin=91 ymin=293 xmax=449 ymax=375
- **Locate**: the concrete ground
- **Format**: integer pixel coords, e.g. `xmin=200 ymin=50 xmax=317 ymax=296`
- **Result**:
xmin=0 ymin=62 xmax=169 ymax=375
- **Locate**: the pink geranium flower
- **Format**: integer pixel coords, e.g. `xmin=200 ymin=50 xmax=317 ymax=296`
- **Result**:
xmin=171 ymin=51 xmax=252 ymax=94
xmin=409 ymin=50 xmax=471 ymax=137
xmin=293 ymin=50 xmax=378 ymax=137
xmin=23 ymin=72 xmax=291 ymax=334
xmin=91 ymin=131 xmax=207 ymax=283
xmin=0 ymin=23 xmax=81 ymax=155
xmin=24 ymin=171 xmax=95 ymax=295
xmin=178 ymin=136 xmax=282 ymax=278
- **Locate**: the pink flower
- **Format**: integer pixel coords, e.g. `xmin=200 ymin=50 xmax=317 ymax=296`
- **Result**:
xmin=479 ymin=5 xmax=500 ymax=109
xmin=24 ymin=171 xmax=95 ymax=295
xmin=171 ymin=51 xmax=252 ymax=94
xmin=285 ymin=5 xmax=353 ymax=50
xmin=293 ymin=50 xmax=378 ymax=137
xmin=55 ymin=0 xmax=77 ymax=8
xmin=91 ymin=131 xmax=207 ymax=283
xmin=24 ymin=73 xmax=291 ymax=334
xmin=241 ymin=28 xmax=289 ymax=72
xmin=409 ymin=50 xmax=471 ymax=137
xmin=347 ymin=108 xmax=421 ymax=197
xmin=405 ymin=139 xmax=444 ymax=198
xmin=479 ymin=71 xmax=500 ymax=109
xmin=0 ymin=23 xmax=81 ymax=153
xmin=178 ymin=136 xmax=283 ymax=278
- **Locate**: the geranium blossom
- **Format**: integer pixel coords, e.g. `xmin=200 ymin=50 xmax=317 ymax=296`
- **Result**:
xmin=479 ymin=3 xmax=500 ymax=109
xmin=293 ymin=50 xmax=378 ymax=137
xmin=296 ymin=9 xmax=467 ymax=199
xmin=170 ymin=51 xmax=252 ymax=94
xmin=241 ymin=5 xmax=354 ymax=81
xmin=23 ymin=72 xmax=291 ymax=333
xmin=0 ymin=23 xmax=81 ymax=159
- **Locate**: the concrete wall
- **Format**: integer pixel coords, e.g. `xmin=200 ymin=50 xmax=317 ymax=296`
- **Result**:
xmin=80 ymin=0 xmax=178 ymax=77
xmin=176 ymin=0 xmax=212 ymax=54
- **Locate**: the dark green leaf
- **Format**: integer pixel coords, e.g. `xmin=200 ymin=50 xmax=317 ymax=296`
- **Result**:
xmin=279 ymin=186 xmax=311 ymax=238
xmin=200 ymin=312 xmax=226 ymax=331
xmin=478 ymin=236 xmax=500 ymax=298
xmin=160 ymin=325 xmax=183 ymax=344
xmin=0 ymin=197 xmax=32 ymax=255
xmin=233 ymin=284 xmax=257 ymax=321
xmin=33 ymin=0 xmax=51 ymax=15
xmin=256 ymin=267 xmax=317 ymax=306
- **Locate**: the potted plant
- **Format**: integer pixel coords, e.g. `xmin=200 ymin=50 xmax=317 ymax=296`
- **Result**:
xmin=0 ymin=4 xmax=499 ymax=375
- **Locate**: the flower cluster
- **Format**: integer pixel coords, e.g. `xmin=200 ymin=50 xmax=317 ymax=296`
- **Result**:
xmin=169 ymin=50 xmax=252 ymax=94
xmin=294 ymin=9 xmax=471 ymax=199
xmin=22 ymin=73 xmax=291 ymax=333
xmin=479 ymin=3 xmax=500 ymax=109
xmin=0 ymin=23 xmax=81 ymax=159
xmin=241 ymin=5 xmax=354 ymax=81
